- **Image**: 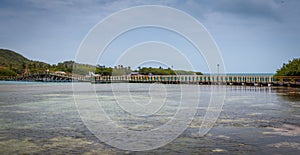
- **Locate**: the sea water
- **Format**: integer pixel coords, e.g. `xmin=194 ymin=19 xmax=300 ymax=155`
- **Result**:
xmin=0 ymin=81 xmax=299 ymax=154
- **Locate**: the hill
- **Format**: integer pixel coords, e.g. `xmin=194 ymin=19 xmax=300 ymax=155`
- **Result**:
xmin=0 ymin=49 xmax=31 ymax=67
xmin=0 ymin=49 xmax=98 ymax=76
xmin=0 ymin=49 xmax=50 ymax=76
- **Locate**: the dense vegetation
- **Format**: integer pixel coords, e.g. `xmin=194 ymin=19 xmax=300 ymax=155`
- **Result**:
xmin=0 ymin=49 xmax=202 ymax=77
xmin=0 ymin=49 xmax=94 ymax=76
xmin=138 ymin=67 xmax=202 ymax=75
xmin=94 ymin=66 xmax=202 ymax=76
xmin=0 ymin=49 xmax=49 ymax=76
xmin=275 ymin=58 xmax=300 ymax=76
xmin=54 ymin=61 xmax=95 ymax=75
xmin=174 ymin=70 xmax=202 ymax=75
xmin=95 ymin=65 xmax=131 ymax=76
xmin=139 ymin=67 xmax=175 ymax=75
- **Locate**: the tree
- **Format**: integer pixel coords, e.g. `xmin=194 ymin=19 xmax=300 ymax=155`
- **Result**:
xmin=0 ymin=68 xmax=17 ymax=76
xmin=275 ymin=58 xmax=300 ymax=76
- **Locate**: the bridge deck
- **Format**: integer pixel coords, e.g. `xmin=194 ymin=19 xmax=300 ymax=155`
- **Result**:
xmin=1 ymin=74 xmax=300 ymax=87
xmin=92 ymin=75 xmax=300 ymax=87
xmin=11 ymin=73 xmax=89 ymax=82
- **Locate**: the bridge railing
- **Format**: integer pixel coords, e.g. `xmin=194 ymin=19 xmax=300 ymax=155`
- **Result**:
xmin=92 ymin=75 xmax=278 ymax=84
xmin=273 ymin=76 xmax=300 ymax=84
xmin=2 ymin=73 xmax=300 ymax=86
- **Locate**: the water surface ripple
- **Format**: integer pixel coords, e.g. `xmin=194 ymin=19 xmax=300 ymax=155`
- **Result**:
xmin=0 ymin=82 xmax=299 ymax=154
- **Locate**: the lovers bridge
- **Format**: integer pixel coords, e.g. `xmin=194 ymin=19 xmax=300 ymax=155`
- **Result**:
xmin=11 ymin=73 xmax=88 ymax=82
xmin=2 ymin=73 xmax=299 ymax=87
xmin=92 ymin=75 xmax=300 ymax=87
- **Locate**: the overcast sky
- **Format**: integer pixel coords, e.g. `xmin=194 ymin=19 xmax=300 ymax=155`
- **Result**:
xmin=0 ymin=0 xmax=299 ymax=73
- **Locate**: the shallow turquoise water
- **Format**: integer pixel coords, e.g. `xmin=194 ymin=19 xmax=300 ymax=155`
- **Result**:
xmin=0 ymin=81 xmax=299 ymax=154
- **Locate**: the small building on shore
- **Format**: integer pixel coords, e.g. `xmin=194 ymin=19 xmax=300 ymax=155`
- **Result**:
xmin=55 ymin=71 xmax=66 ymax=75
xmin=130 ymin=72 xmax=139 ymax=76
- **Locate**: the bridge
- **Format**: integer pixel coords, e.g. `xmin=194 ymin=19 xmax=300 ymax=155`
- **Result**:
xmin=14 ymin=73 xmax=89 ymax=82
xmin=92 ymin=75 xmax=300 ymax=87
xmin=1 ymin=74 xmax=299 ymax=87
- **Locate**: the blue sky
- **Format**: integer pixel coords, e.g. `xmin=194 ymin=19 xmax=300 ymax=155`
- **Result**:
xmin=0 ymin=0 xmax=299 ymax=73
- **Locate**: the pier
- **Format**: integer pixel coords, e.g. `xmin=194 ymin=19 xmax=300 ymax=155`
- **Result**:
xmin=92 ymin=75 xmax=300 ymax=87
xmin=1 ymin=74 xmax=299 ymax=87
xmin=12 ymin=73 xmax=89 ymax=82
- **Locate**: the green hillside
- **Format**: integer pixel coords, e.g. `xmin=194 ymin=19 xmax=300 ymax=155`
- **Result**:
xmin=0 ymin=49 xmax=50 ymax=76
xmin=0 ymin=49 xmax=96 ymax=76
xmin=0 ymin=49 xmax=30 ymax=67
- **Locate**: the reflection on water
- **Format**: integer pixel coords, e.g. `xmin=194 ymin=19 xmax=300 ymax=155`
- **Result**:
xmin=273 ymin=87 xmax=300 ymax=102
xmin=0 ymin=82 xmax=299 ymax=154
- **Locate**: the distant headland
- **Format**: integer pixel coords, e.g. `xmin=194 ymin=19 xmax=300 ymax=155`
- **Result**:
xmin=0 ymin=49 xmax=202 ymax=76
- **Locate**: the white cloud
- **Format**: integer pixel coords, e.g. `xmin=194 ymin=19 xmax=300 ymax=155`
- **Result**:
xmin=0 ymin=0 xmax=300 ymax=72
